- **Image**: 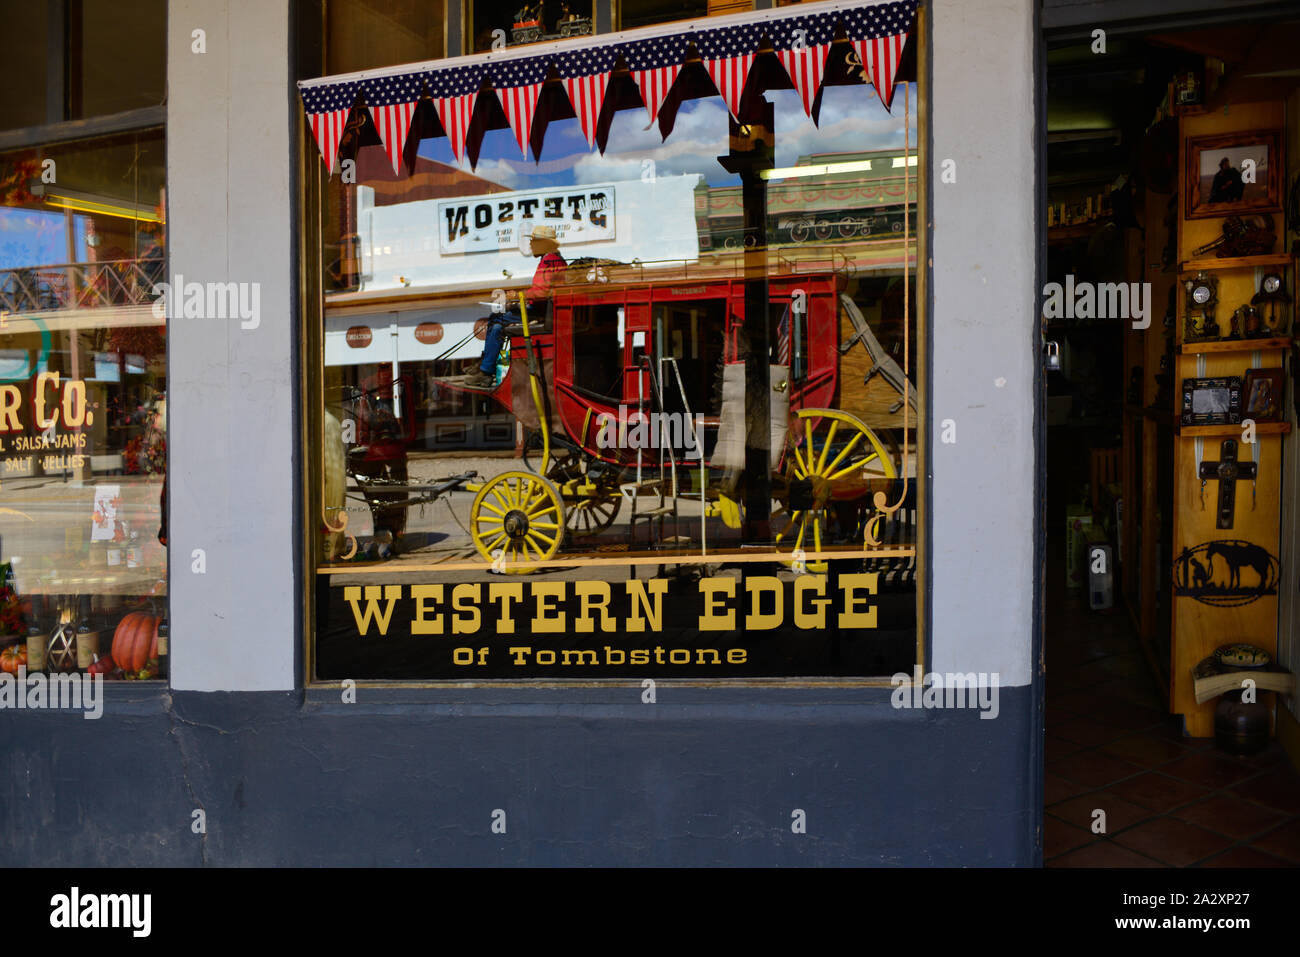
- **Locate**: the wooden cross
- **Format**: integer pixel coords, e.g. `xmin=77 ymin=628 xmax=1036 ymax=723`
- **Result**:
xmin=1199 ymin=439 xmax=1256 ymax=530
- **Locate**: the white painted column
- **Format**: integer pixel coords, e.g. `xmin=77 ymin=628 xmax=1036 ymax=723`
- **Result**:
xmin=929 ymin=0 xmax=1038 ymax=686
xmin=167 ymin=1 xmax=296 ymax=690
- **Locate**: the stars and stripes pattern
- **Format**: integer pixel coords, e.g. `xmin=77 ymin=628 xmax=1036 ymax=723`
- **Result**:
xmin=768 ymin=11 xmax=839 ymax=120
xmin=301 ymin=81 xmax=360 ymax=176
xmin=841 ymin=0 xmax=917 ymax=111
xmin=363 ymin=73 xmax=424 ymax=174
xmin=622 ymin=33 xmax=688 ymax=125
xmin=555 ymin=45 xmax=621 ymax=148
xmin=693 ymin=21 xmax=767 ymax=120
xmin=491 ymin=56 xmax=550 ymax=157
xmin=428 ymin=66 xmax=481 ymax=164
xmin=298 ymin=1 xmax=920 ymax=169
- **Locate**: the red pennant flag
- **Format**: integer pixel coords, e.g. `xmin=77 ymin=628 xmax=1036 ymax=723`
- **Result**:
xmin=777 ymin=44 xmax=830 ymax=119
xmin=432 ymin=93 xmax=478 ymax=164
xmin=563 ymin=73 xmax=612 ymax=148
xmin=496 ymin=83 xmax=543 ymax=157
xmin=702 ymin=53 xmax=755 ymax=121
xmin=368 ymin=101 xmax=418 ymax=174
xmin=854 ymin=33 xmax=907 ymax=111
xmin=631 ymin=65 xmax=681 ymax=125
xmin=309 ymin=110 xmax=350 ymax=176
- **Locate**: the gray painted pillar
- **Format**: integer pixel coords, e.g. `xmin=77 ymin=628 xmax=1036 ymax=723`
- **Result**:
xmin=929 ymin=0 xmax=1037 ymax=686
xmin=167 ymin=1 xmax=297 ymax=690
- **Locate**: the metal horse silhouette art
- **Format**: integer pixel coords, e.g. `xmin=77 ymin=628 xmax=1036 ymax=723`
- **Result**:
xmin=1173 ymin=539 xmax=1278 ymax=607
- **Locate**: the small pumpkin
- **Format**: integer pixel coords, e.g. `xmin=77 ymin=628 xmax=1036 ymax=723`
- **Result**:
xmin=87 ymin=653 xmax=116 ymax=677
xmin=1 ymin=643 xmax=26 ymax=674
xmin=111 ymin=612 xmax=159 ymax=674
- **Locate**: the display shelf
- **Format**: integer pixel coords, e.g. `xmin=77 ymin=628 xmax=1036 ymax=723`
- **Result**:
xmin=1179 ymin=336 xmax=1292 ymax=354
xmin=1179 ymin=252 xmax=1294 ymax=273
xmin=1177 ymin=421 xmax=1291 ymax=437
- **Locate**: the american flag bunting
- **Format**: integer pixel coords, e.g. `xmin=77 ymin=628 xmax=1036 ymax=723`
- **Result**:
xmin=428 ymin=66 xmax=482 ymax=164
xmin=298 ymin=2 xmax=920 ymax=169
xmin=694 ymin=21 xmax=767 ymax=120
xmin=490 ymin=56 xmax=550 ymax=158
xmin=768 ymin=11 xmax=839 ymax=121
xmin=622 ymin=33 xmax=688 ymax=126
xmin=364 ymin=73 xmax=424 ymax=174
xmin=301 ymin=82 xmax=360 ymax=177
xmin=555 ymin=46 xmax=621 ymax=148
xmin=841 ymin=1 xmax=917 ymax=112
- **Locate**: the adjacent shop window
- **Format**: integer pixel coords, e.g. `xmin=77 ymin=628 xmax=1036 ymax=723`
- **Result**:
xmin=0 ymin=127 xmax=168 ymax=680
xmin=0 ymin=0 xmax=166 ymax=131
xmin=309 ymin=28 xmax=922 ymax=681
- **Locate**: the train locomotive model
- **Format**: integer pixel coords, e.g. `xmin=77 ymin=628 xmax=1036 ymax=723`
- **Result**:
xmin=510 ymin=2 xmax=592 ymax=45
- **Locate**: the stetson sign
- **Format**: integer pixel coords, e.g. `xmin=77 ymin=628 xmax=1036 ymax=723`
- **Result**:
xmin=437 ymin=187 xmax=615 ymax=255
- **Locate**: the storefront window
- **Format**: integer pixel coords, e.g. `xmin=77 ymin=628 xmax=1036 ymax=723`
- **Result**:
xmin=307 ymin=7 xmax=922 ymax=681
xmin=328 ymin=0 xmax=447 ymax=74
xmin=0 ymin=127 xmax=168 ymax=681
xmin=619 ymin=0 xmax=713 ymax=31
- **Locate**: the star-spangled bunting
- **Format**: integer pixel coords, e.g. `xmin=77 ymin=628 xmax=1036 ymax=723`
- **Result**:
xmin=298 ymin=1 xmax=920 ymax=170
xmin=301 ymin=81 xmax=360 ymax=176
xmin=622 ymin=33 xmax=688 ymax=126
xmin=364 ymin=73 xmax=424 ymax=174
xmin=767 ymin=11 xmax=839 ymax=121
xmin=491 ymin=55 xmax=550 ymax=157
xmin=554 ymin=45 xmax=622 ymax=148
xmin=428 ymin=65 xmax=481 ymax=164
xmin=841 ymin=0 xmax=917 ymax=111
xmin=693 ymin=20 xmax=768 ymax=120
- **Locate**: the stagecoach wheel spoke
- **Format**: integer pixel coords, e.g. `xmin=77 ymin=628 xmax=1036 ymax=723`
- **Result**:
xmin=470 ymin=471 xmax=567 ymax=572
xmin=778 ymin=410 xmax=898 ymax=574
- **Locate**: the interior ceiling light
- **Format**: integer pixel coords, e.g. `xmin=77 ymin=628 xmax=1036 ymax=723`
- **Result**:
xmin=29 ymin=183 xmax=163 ymax=224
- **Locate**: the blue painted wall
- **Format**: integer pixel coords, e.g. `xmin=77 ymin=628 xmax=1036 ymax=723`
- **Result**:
xmin=0 ymin=685 xmax=1034 ymax=866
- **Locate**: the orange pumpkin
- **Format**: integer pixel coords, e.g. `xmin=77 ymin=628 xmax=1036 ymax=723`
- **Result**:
xmin=1 ymin=643 xmax=26 ymax=674
xmin=112 ymin=612 xmax=159 ymax=673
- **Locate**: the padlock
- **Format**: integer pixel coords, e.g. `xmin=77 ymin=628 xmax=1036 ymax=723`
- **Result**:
xmin=1044 ymin=340 xmax=1061 ymax=373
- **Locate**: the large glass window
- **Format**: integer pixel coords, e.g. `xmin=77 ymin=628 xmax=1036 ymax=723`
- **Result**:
xmin=0 ymin=126 xmax=168 ymax=681
xmin=309 ymin=24 xmax=922 ymax=682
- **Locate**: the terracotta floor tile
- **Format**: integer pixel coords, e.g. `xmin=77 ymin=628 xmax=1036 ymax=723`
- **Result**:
xmin=1047 ymin=790 xmax=1153 ymax=836
xmin=1248 ymin=819 xmax=1300 ymax=863
xmin=1100 ymin=734 xmax=1190 ymax=767
xmin=1047 ymin=840 xmax=1164 ymax=868
xmin=1108 ymin=772 xmax=1211 ymax=813
xmin=1160 ymin=751 xmax=1261 ymax=790
xmin=1172 ymin=794 xmax=1287 ymax=840
xmin=1046 ymin=705 xmax=1078 ymax=726
xmin=1048 ymin=751 xmax=1144 ymax=790
xmin=1230 ymin=769 xmax=1300 ymax=815
xmin=1046 ymin=734 xmax=1084 ymax=762
xmin=1113 ymin=817 xmax=1233 ymax=867
xmin=1044 ymin=814 xmax=1096 ymax=858
xmin=1053 ymin=690 xmax=1112 ymax=715
xmin=1090 ymin=701 xmax=1168 ymax=731
xmin=1198 ymin=846 xmax=1292 ymax=868
xmin=1054 ymin=718 xmax=1128 ymax=748
xmin=1045 ymin=772 xmax=1089 ymax=805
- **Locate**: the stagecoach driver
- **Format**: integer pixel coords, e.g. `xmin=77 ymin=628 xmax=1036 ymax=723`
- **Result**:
xmin=463 ymin=224 xmax=566 ymax=390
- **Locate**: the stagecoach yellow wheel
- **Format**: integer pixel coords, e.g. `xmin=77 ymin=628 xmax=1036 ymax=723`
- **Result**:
xmin=566 ymin=491 xmax=622 ymax=538
xmin=470 ymin=471 xmax=566 ymax=573
xmin=774 ymin=409 xmax=897 ymax=573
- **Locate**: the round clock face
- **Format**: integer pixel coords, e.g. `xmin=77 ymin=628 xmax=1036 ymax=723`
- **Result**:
xmin=1192 ymin=284 xmax=1212 ymax=304
xmin=1262 ymin=274 xmax=1282 ymax=295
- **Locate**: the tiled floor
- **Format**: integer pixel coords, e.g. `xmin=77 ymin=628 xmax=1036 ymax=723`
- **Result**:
xmin=1044 ymin=590 xmax=1300 ymax=867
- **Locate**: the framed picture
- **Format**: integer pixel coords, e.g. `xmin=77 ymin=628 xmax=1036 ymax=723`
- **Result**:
xmin=1181 ymin=376 xmax=1242 ymax=426
xmin=1242 ymin=367 xmax=1285 ymax=423
xmin=1186 ymin=130 xmax=1283 ymax=219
